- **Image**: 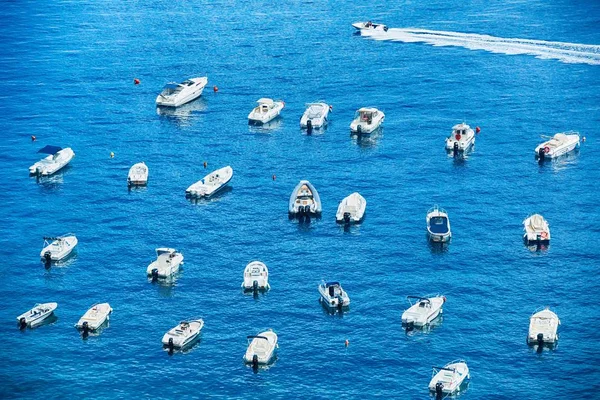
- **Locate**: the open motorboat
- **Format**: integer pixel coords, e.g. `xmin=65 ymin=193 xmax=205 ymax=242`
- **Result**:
xmin=300 ymin=102 xmax=330 ymax=132
xmin=40 ymin=234 xmax=78 ymax=265
xmin=523 ymin=214 xmax=550 ymax=244
xmin=318 ymin=281 xmax=350 ymax=310
xmin=162 ymin=319 xmax=204 ymax=351
xmin=147 ymin=248 xmax=184 ymax=281
xmin=527 ymin=307 xmax=560 ymax=347
xmin=429 ymin=360 xmax=470 ymax=398
xmin=244 ymin=329 xmax=278 ymax=368
xmin=17 ymin=302 xmax=57 ymax=330
xmin=336 ymin=192 xmax=366 ymax=224
xmin=241 ymin=261 xmax=270 ymax=292
xmin=350 ymin=107 xmax=385 ymax=134
xmin=445 ymin=123 xmax=475 ymax=156
xmin=248 ymin=98 xmax=284 ymax=125
xmin=535 ymin=132 xmax=580 ymax=160
xmin=186 ymin=166 xmax=233 ymax=198
xmin=401 ymin=295 xmax=446 ymax=329
xmin=426 ymin=206 xmax=451 ymax=243
xmin=352 ymin=21 xmax=388 ymax=32
xmin=288 ymin=180 xmax=322 ymax=218
xmin=128 ymin=162 xmax=148 ymax=186
xmin=29 ymin=145 xmax=74 ymax=176
xmin=156 ymin=76 xmax=208 ymax=107
xmin=75 ymin=303 xmax=112 ymax=335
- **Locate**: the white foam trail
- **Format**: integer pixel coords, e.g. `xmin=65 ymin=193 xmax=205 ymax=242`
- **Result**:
xmin=362 ymin=28 xmax=600 ymax=65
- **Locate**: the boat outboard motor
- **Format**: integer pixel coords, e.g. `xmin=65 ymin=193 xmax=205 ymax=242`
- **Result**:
xmin=405 ymin=321 xmax=414 ymax=332
xmin=435 ymin=382 xmax=444 ymax=400
xmin=343 ymin=212 xmax=351 ymax=225
xmin=337 ymin=296 xmax=344 ymax=310
xmin=537 ymin=333 xmax=544 ymax=347
xmin=82 ymin=321 xmax=90 ymax=338
xmin=168 ymin=338 xmax=174 ymax=354
xmin=43 ymin=252 xmax=52 ymax=267
xmin=307 ymin=120 xmax=313 ymax=134
xmin=19 ymin=317 xmax=27 ymax=330
xmin=538 ymin=147 xmax=545 ymax=161
xmin=384 ymin=26 xmax=389 ymax=32
xmin=151 ymin=268 xmax=159 ymax=282
xmin=356 ymin=125 xmax=362 ymax=135
xmin=252 ymin=280 xmax=258 ymax=293
xmin=252 ymin=354 xmax=259 ymax=370
xmin=453 ymin=142 xmax=459 ymax=157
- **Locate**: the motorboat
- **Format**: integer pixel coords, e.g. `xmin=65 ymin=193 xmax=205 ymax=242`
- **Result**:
xmin=352 ymin=21 xmax=388 ymax=32
xmin=426 ymin=206 xmax=451 ymax=243
xmin=350 ymin=107 xmax=385 ymax=134
xmin=429 ymin=360 xmax=470 ymax=398
xmin=523 ymin=214 xmax=550 ymax=244
xmin=186 ymin=166 xmax=233 ymax=198
xmin=128 ymin=162 xmax=148 ymax=186
xmin=156 ymin=76 xmax=208 ymax=107
xmin=244 ymin=329 xmax=278 ymax=368
xmin=288 ymin=180 xmax=322 ymax=218
xmin=162 ymin=319 xmax=204 ymax=351
xmin=40 ymin=234 xmax=78 ymax=265
xmin=241 ymin=261 xmax=270 ymax=292
xmin=318 ymin=281 xmax=350 ymax=310
xmin=445 ymin=123 xmax=475 ymax=156
xmin=527 ymin=307 xmax=560 ymax=347
xmin=75 ymin=303 xmax=112 ymax=334
xmin=535 ymin=132 xmax=580 ymax=160
xmin=29 ymin=146 xmax=75 ymax=176
xmin=401 ymin=295 xmax=446 ymax=328
xmin=248 ymin=98 xmax=284 ymax=125
xmin=17 ymin=302 xmax=57 ymax=330
xmin=146 ymin=248 xmax=184 ymax=281
xmin=300 ymin=102 xmax=330 ymax=132
xmin=335 ymin=192 xmax=366 ymax=224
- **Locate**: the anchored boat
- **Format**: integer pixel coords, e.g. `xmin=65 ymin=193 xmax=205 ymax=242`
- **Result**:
xmin=426 ymin=206 xmax=451 ymax=243
xmin=350 ymin=107 xmax=384 ymax=134
xmin=288 ymin=180 xmax=322 ymax=218
xmin=40 ymin=234 xmax=78 ymax=265
xmin=401 ymin=295 xmax=446 ymax=329
xmin=162 ymin=319 xmax=204 ymax=352
xmin=156 ymin=77 xmax=208 ymax=107
xmin=248 ymin=98 xmax=284 ymax=125
xmin=244 ymin=329 xmax=278 ymax=369
xmin=128 ymin=162 xmax=148 ymax=186
xmin=186 ymin=166 xmax=233 ymax=198
xmin=75 ymin=303 xmax=112 ymax=336
xmin=17 ymin=302 xmax=57 ymax=330
xmin=527 ymin=307 xmax=560 ymax=347
xmin=318 ymin=281 xmax=350 ymax=311
xmin=523 ymin=214 xmax=550 ymax=244
xmin=146 ymin=248 xmax=184 ymax=281
xmin=29 ymin=145 xmax=74 ymax=176
xmin=535 ymin=132 xmax=580 ymax=160
xmin=335 ymin=192 xmax=366 ymax=224
xmin=300 ymin=102 xmax=330 ymax=132
xmin=241 ymin=261 xmax=270 ymax=293
xmin=428 ymin=360 xmax=470 ymax=399
xmin=445 ymin=123 xmax=475 ymax=157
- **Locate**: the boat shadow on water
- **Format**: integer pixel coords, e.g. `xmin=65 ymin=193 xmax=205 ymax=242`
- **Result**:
xmin=245 ymin=356 xmax=278 ymax=373
xmin=20 ymin=314 xmax=58 ymax=331
xmin=351 ymin=128 xmax=382 ymax=148
xmin=528 ymin=340 xmax=558 ymax=354
xmin=429 ymin=380 xmax=470 ymax=400
xmin=242 ymin=288 xmax=270 ymax=301
xmin=186 ymin=186 xmax=233 ymax=205
xmin=33 ymin=166 xmax=71 ymax=189
xmin=404 ymin=315 xmax=444 ymax=338
xmin=428 ymin=239 xmax=450 ymax=254
xmin=149 ymin=272 xmax=181 ymax=298
xmin=537 ymin=148 xmax=580 ymax=171
xmin=164 ymin=336 xmax=203 ymax=356
xmin=248 ymin=118 xmax=283 ymax=133
xmin=156 ymin=98 xmax=207 ymax=127
xmin=319 ymin=299 xmax=349 ymax=317
xmin=78 ymin=320 xmax=110 ymax=340
xmin=43 ymin=251 xmax=78 ymax=270
xmin=128 ymin=184 xmax=148 ymax=194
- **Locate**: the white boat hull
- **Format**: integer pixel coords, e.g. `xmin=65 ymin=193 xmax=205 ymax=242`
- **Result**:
xmin=244 ymin=330 xmax=278 ymax=365
xmin=29 ymin=148 xmax=75 ymax=176
xmin=402 ymin=296 xmax=445 ymax=327
xmin=186 ymin=166 xmax=233 ymax=198
xmin=336 ymin=192 xmax=366 ymax=224
xmin=429 ymin=361 xmax=470 ymax=395
xmin=75 ymin=303 xmax=112 ymax=331
xmin=426 ymin=207 xmax=451 ymax=243
xmin=128 ymin=162 xmax=148 ymax=186
xmin=527 ymin=308 xmax=560 ymax=345
xmin=156 ymin=77 xmax=208 ymax=107
xmin=147 ymin=248 xmax=184 ymax=279
xmin=162 ymin=319 xmax=204 ymax=349
xmin=318 ymin=282 xmax=350 ymax=309
xmin=535 ymin=132 xmax=580 ymax=159
xmin=350 ymin=114 xmax=384 ymax=134
xmin=248 ymin=101 xmax=284 ymax=125
xmin=523 ymin=214 xmax=551 ymax=243
xmin=241 ymin=261 xmax=270 ymax=291
xmin=300 ymin=102 xmax=330 ymax=129
xmin=17 ymin=302 xmax=57 ymax=328
xmin=40 ymin=235 xmax=78 ymax=261
xmin=289 ymin=180 xmax=322 ymax=217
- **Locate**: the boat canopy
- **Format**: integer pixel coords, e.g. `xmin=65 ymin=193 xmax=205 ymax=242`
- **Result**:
xmin=358 ymin=107 xmax=378 ymax=113
xmin=407 ymin=296 xmax=431 ymax=303
xmin=247 ymin=335 xmax=269 ymax=340
xmin=325 ymin=281 xmax=340 ymax=287
xmin=37 ymin=145 xmax=62 ymax=155
xmin=257 ymin=98 xmax=274 ymax=105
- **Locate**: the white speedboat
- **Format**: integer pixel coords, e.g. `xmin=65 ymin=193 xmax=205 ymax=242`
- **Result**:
xmin=29 ymin=146 xmax=75 ymax=176
xmin=300 ymin=102 xmax=330 ymax=131
xmin=248 ymin=98 xmax=284 ymax=125
xmin=318 ymin=281 xmax=350 ymax=310
xmin=402 ymin=295 xmax=446 ymax=328
xmin=17 ymin=302 xmax=57 ymax=330
xmin=40 ymin=234 xmax=78 ymax=264
xmin=429 ymin=360 xmax=470 ymax=398
xmin=426 ymin=206 xmax=451 ymax=243
xmin=523 ymin=214 xmax=550 ymax=244
xmin=156 ymin=77 xmax=208 ymax=107
xmin=350 ymin=107 xmax=385 ymax=134
xmin=527 ymin=307 xmax=560 ymax=347
xmin=352 ymin=21 xmax=388 ymax=32
xmin=535 ymin=132 xmax=580 ymax=160
xmin=244 ymin=329 xmax=278 ymax=368
xmin=241 ymin=261 xmax=270 ymax=292
xmin=75 ymin=303 xmax=112 ymax=334
xmin=288 ymin=180 xmax=322 ymax=217
xmin=445 ymin=123 xmax=475 ymax=156
xmin=147 ymin=248 xmax=184 ymax=281
xmin=128 ymin=162 xmax=148 ymax=186
xmin=335 ymin=192 xmax=366 ymax=224
xmin=162 ymin=319 xmax=204 ymax=351
xmin=186 ymin=166 xmax=233 ymax=198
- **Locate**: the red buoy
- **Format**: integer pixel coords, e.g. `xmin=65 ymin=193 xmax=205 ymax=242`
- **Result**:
xmin=329 ymin=105 xmax=333 ymax=111
xmin=455 ymin=134 xmax=461 ymax=141
xmin=213 ymin=86 xmax=218 ymax=92
xmin=31 ymin=135 xmax=36 ymax=142
xmin=475 ymin=126 xmax=481 ymax=133
xmin=134 ymin=78 xmax=140 ymax=85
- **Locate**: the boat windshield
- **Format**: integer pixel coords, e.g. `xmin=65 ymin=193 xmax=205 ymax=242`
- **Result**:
xmin=359 ymin=111 xmax=374 ymax=122
xmin=161 ymin=83 xmax=183 ymax=96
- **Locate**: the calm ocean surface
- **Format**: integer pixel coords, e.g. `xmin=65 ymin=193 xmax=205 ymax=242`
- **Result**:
xmin=1 ymin=0 xmax=599 ymax=398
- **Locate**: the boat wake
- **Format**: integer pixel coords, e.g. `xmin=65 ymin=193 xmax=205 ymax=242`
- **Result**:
xmin=361 ymin=28 xmax=600 ymax=65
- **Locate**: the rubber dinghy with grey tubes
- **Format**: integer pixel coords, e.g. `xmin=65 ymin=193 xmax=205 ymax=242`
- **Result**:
xmin=288 ymin=180 xmax=322 ymax=218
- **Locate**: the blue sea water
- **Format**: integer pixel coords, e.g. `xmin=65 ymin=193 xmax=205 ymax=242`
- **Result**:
xmin=1 ymin=0 xmax=600 ymax=398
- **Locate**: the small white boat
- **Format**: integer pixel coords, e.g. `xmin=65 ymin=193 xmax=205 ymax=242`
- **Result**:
xmin=527 ymin=307 xmax=560 ymax=347
xmin=244 ymin=329 xmax=278 ymax=368
xmin=156 ymin=76 xmax=208 ymax=107
xmin=162 ymin=319 xmax=204 ymax=351
xmin=288 ymin=180 xmax=322 ymax=217
xmin=350 ymin=107 xmax=385 ymax=134
xmin=535 ymin=132 xmax=580 ymax=160
xmin=300 ymin=102 xmax=330 ymax=131
xmin=401 ymin=295 xmax=446 ymax=328
xmin=445 ymin=123 xmax=475 ymax=156
xmin=75 ymin=303 xmax=112 ymax=334
xmin=429 ymin=360 xmax=470 ymax=398
xmin=186 ymin=166 xmax=233 ymax=198
xmin=426 ymin=206 xmax=451 ymax=243
xmin=352 ymin=21 xmax=388 ymax=32
xmin=17 ymin=302 xmax=57 ymax=329
xmin=241 ymin=261 xmax=270 ymax=292
xmin=128 ymin=162 xmax=148 ymax=186
xmin=248 ymin=98 xmax=284 ymax=125
xmin=336 ymin=192 xmax=366 ymax=224
xmin=40 ymin=234 xmax=78 ymax=264
xmin=318 ymin=281 xmax=350 ymax=310
xmin=523 ymin=214 xmax=550 ymax=244
xmin=29 ymin=146 xmax=75 ymax=176
xmin=147 ymin=248 xmax=184 ymax=280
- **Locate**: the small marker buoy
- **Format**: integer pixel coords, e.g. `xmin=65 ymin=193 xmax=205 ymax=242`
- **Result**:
xmin=110 ymin=152 xmax=115 ymax=158
xmin=203 ymin=161 xmax=207 ymax=168
xmin=272 ymin=174 xmax=276 ymax=181
xmin=133 ymin=78 xmax=140 ymax=85
xmin=582 ymin=136 xmax=586 ymax=142
xmin=476 ymin=126 xmax=481 ymax=133
xmin=345 ymin=339 xmax=349 ymax=347
xmin=31 ymin=135 xmax=36 ymax=142
xmin=213 ymin=86 xmax=218 ymax=92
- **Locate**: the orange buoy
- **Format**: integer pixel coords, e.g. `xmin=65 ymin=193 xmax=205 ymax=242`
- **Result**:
xmin=272 ymin=174 xmax=276 ymax=181
xmin=203 ymin=161 xmax=207 ymax=168
xmin=31 ymin=135 xmax=36 ymax=142
xmin=133 ymin=78 xmax=140 ymax=85
xmin=110 ymin=152 xmax=115 ymax=158
xmin=475 ymin=126 xmax=481 ymax=133
xmin=213 ymin=86 xmax=218 ymax=92
xmin=345 ymin=339 xmax=349 ymax=347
